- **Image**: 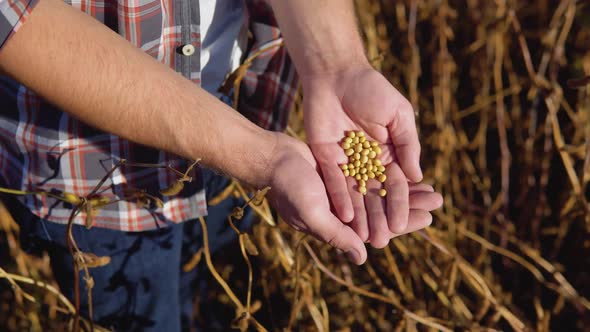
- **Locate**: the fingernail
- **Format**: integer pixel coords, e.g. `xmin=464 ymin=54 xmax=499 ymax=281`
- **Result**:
xmin=346 ymin=249 xmax=362 ymax=265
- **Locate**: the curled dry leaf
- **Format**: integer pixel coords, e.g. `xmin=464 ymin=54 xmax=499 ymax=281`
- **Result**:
xmin=75 ymin=252 xmax=111 ymax=270
xmin=251 ymin=187 xmax=271 ymax=206
xmin=241 ymin=233 xmax=259 ymax=256
xmin=152 ymin=196 xmax=164 ymax=209
xmin=84 ymin=203 xmax=96 ymax=229
xmin=62 ymin=192 xmax=82 ymax=205
xmin=159 ymin=180 xmax=185 ymax=196
xmin=89 ymin=196 xmax=110 ymax=208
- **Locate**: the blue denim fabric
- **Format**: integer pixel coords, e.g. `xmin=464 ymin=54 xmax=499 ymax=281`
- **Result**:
xmin=6 ymin=167 xmax=254 ymax=331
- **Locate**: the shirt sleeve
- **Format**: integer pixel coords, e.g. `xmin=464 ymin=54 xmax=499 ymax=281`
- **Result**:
xmin=0 ymin=0 xmax=39 ymax=50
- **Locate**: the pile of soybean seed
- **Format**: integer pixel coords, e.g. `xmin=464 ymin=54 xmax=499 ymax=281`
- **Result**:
xmin=340 ymin=131 xmax=387 ymax=196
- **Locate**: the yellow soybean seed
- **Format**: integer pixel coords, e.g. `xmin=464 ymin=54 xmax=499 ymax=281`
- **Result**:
xmin=340 ymin=132 xmax=389 ymax=192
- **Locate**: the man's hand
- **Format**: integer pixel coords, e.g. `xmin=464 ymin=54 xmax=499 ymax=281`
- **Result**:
xmin=0 ymin=0 xmax=439 ymax=266
xmin=266 ymin=134 xmax=441 ymax=264
xmin=302 ymin=66 xmax=433 ymax=248
xmin=268 ymin=0 xmax=441 ymax=248
xmin=266 ymin=134 xmax=367 ymax=264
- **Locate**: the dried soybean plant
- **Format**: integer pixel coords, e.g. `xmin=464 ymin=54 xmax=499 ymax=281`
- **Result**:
xmin=0 ymin=160 xmax=200 ymax=331
xmin=197 ymin=1 xmax=590 ymax=329
xmin=2 ymin=0 xmax=590 ymax=331
xmin=214 ymin=0 xmax=590 ymax=330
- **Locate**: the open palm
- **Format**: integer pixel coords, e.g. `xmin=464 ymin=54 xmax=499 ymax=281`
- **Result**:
xmin=265 ymin=134 xmax=441 ymax=265
xmin=302 ymin=66 xmax=438 ymax=248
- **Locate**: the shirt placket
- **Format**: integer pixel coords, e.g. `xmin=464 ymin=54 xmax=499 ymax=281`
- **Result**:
xmin=175 ymin=0 xmax=201 ymax=85
xmin=164 ymin=0 xmax=201 ymax=225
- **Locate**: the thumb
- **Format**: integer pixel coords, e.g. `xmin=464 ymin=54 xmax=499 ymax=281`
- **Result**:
xmin=305 ymin=209 xmax=368 ymax=264
xmin=311 ymin=143 xmax=354 ymax=223
xmin=388 ymin=99 xmax=423 ymax=182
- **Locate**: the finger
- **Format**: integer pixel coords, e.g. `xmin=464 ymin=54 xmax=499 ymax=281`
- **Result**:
xmin=364 ymin=180 xmax=390 ymax=249
xmin=409 ymin=191 xmax=443 ymax=211
xmin=409 ymin=183 xmax=434 ymax=193
xmin=312 ymin=144 xmax=354 ymax=222
xmin=306 ymin=208 xmax=368 ymax=265
xmin=389 ymin=210 xmax=432 ymax=239
xmin=388 ymin=99 xmax=422 ymax=182
xmin=347 ymin=176 xmax=369 ymax=242
xmin=320 ymin=162 xmax=354 ymax=222
xmin=385 ymin=162 xmax=410 ymax=234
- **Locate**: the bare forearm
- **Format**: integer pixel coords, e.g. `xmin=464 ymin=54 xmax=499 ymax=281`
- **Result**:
xmin=269 ymin=0 xmax=368 ymax=77
xmin=0 ymin=0 xmax=275 ymax=187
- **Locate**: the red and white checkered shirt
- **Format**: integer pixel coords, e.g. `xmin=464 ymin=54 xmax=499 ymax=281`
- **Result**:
xmin=0 ymin=0 xmax=299 ymax=231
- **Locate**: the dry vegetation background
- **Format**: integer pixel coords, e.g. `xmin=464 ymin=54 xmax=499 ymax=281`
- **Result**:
xmin=2 ymin=0 xmax=590 ymax=331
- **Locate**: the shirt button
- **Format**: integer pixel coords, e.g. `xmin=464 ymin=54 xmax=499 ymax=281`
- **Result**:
xmin=181 ymin=44 xmax=195 ymax=56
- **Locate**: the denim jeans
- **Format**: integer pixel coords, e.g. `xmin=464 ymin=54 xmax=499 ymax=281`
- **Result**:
xmin=5 ymin=167 xmax=254 ymax=331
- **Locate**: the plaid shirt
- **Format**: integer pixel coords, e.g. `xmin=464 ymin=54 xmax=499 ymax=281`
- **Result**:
xmin=0 ymin=0 xmax=299 ymax=231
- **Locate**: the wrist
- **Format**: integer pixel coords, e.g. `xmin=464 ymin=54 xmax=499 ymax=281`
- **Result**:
xmin=295 ymin=48 xmax=370 ymax=79
xmin=264 ymin=133 xmax=317 ymax=189
xmin=251 ymin=131 xmax=280 ymax=189
xmin=300 ymin=63 xmax=373 ymax=90
xmin=217 ymin=128 xmax=279 ymax=190
xmin=173 ymin=93 xmax=279 ymax=189
xmin=269 ymin=0 xmax=370 ymax=78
